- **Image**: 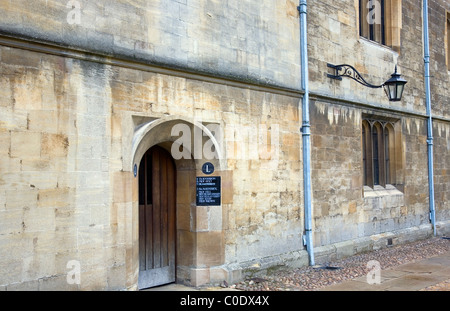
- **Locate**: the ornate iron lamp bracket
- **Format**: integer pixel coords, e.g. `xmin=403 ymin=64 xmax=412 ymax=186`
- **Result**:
xmin=327 ymin=63 xmax=384 ymax=89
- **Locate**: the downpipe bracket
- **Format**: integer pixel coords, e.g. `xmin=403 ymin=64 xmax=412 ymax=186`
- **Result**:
xmin=297 ymin=1 xmax=307 ymax=14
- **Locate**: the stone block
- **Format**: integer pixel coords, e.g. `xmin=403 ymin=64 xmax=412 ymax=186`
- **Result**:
xmin=209 ymin=206 xmax=222 ymax=231
xmin=0 ymin=209 xmax=24 ymax=235
xmin=90 ymin=204 xmax=109 ymax=226
xmin=0 ymin=259 xmax=22 ymax=286
xmin=196 ymin=231 xmax=224 ymax=266
xmin=76 ymin=114 xmax=107 ymax=136
xmin=27 ymin=110 xmax=58 ymax=133
xmin=0 ymin=233 xmax=36 ymax=265
xmin=103 ymin=223 xmax=126 ymax=248
xmin=13 ymin=85 xmax=42 ymax=112
xmin=175 ymin=266 xmax=191 ymax=285
xmin=228 ymin=267 xmax=243 ymax=284
xmin=37 ymin=187 xmax=71 ymax=208
xmin=1 ymin=47 xmax=41 ymax=68
xmin=209 ymin=267 xmax=229 ymax=284
xmin=20 ymin=158 xmax=53 ymax=172
xmin=112 ymin=171 xmax=133 ymax=203
xmin=22 ymin=253 xmax=56 ymax=281
xmin=313 ymin=244 xmax=337 ymax=265
xmin=24 ymin=207 xmax=55 ymax=233
xmin=0 ymin=131 xmax=10 ymax=158
xmin=176 ymin=203 xmax=190 ymax=231
xmin=191 ymin=268 xmax=210 ymax=287
xmin=177 ymin=230 xmax=195 ymax=267
xmin=0 ymin=190 xmax=5 ymax=211
xmin=436 ymin=221 xmax=450 ymax=236
xmin=0 ymin=77 xmax=13 ymax=108
xmin=76 ymin=225 xmax=104 ymax=250
xmin=220 ymin=170 xmax=233 ymax=204
xmin=335 ymin=240 xmax=356 ymax=260
xmin=176 ymin=170 xmax=193 ymax=204
xmin=55 ymin=206 xmax=77 ymax=229
xmin=10 ymin=131 xmax=41 ymax=158
xmin=338 ymin=11 xmax=352 ymax=26
xmin=75 ymin=135 xmax=107 ymax=159
xmin=111 ymin=113 xmax=122 ymax=138
xmin=107 ymin=264 xmax=126 ymax=290
xmin=194 ymin=206 xmax=209 ymax=232
xmin=7 ymin=280 xmax=39 ymax=291
xmin=38 ymin=275 xmax=80 ymax=291
xmin=354 ymin=237 xmax=374 ymax=253
xmin=6 ymin=188 xmax=38 ymax=210
xmin=348 ymin=201 xmax=357 ymax=214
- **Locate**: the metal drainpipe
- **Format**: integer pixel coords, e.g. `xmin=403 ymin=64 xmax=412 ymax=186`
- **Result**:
xmin=423 ymin=0 xmax=436 ymax=236
xmin=298 ymin=0 xmax=315 ymax=266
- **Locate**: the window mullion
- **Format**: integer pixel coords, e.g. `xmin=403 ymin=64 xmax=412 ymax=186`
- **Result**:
xmin=379 ymin=125 xmax=386 ymax=187
xmin=368 ymin=123 xmax=375 ymax=188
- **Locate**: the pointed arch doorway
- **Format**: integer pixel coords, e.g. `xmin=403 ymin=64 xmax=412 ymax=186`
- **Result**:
xmin=131 ymin=116 xmax=227 ymax=289
xmin=138 ymin=145 xmax=176 ymax=290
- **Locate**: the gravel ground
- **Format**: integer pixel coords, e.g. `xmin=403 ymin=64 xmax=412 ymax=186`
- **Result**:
xmin=420 ymin=279 xmax=450 ymax=291
xmin=228 ymin=237 xmax=450 ymax=291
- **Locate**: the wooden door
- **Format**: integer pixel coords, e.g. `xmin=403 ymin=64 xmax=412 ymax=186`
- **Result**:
xmin=138 ymin=146 xmax=176 ymax=289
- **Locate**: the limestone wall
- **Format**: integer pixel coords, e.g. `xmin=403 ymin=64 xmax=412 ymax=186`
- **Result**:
xmin=0 ymin=43 xmax=304 ymax=289
xmin=309 ymin=99 xmax=449 ymax=249
xmin=0 ymin=0 xmax=449 ymax=290
xmin=308 ymin=0 xmax=449 ymax=119
xmin=0 ymin=0 xmax=301 ymax=90
xmin=305 ymin=0 xmax=450 ymax=250
xmin=434 ymin=121 xmax=450 ymax=222
xmin=0 ymin=46 xmax=123 ymax=290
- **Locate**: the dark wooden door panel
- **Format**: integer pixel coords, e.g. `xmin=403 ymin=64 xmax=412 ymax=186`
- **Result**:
xmin=152 ymin=149 xmax=161 ymax=269
xmin=138 ymin=146 xmax=176 ymax=289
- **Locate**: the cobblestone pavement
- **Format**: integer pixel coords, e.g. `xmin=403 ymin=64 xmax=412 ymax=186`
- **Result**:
xmin=227 ymin=237 xmax=450 ymax=291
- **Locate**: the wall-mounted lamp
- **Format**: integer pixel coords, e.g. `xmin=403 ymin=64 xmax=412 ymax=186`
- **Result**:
xmin=327 ymin=64 xmax=407 ymax=102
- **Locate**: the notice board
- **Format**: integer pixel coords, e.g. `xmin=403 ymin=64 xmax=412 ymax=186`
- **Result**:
xmin=196 ymin=176 xmax=221 ymax=206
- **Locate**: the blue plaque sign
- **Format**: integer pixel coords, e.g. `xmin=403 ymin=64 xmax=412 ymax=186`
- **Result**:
xmin=201 ymin=162 xmax=214 ymax=175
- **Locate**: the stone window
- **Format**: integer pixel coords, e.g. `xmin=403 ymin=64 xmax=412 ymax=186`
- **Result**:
xmin=362 ymin=118 xmax=398 ymax=189
xmin=359 ymin=0 xmax=402 ymax=50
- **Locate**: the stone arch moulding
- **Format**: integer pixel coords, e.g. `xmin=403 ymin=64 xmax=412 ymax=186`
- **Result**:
xmin=130 ymin=115 xmax=225 ymax=172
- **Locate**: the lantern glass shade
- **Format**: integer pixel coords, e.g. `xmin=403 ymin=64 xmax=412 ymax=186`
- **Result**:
xmin=383 ymin=67 xmax=407 ymax=101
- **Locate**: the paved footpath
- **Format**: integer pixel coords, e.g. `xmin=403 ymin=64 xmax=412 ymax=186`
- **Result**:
xmin=319 ymin=250 xmax=450 ymax=291
xmin=146 ymin=250 xmax=450 ymax=292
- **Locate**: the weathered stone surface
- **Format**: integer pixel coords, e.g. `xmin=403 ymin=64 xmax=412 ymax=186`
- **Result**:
xmin=0 ymin=0 xmax=448 ymax=291
xmin=0 ymin=0 xmax=301 ymax=89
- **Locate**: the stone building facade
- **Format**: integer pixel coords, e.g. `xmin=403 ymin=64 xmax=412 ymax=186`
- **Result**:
xmin=0 ymin=0 xmax=448 ymax=290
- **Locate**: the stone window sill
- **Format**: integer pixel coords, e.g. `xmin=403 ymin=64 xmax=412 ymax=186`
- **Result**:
xmin=363 ymin=184 xmax=403 ymax=198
